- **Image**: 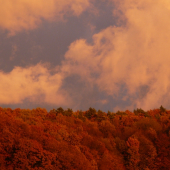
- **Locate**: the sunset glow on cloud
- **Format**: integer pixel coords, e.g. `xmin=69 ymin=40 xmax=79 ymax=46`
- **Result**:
xmin=0 ymin=0 xmax=170 ymax=111
xmin=62 ymin=0 xmax=170 ymax=110
xmin=0 ymin=0 xmax=90 ymax=35
xmin=0 ymin=63 xmax=69 ymax=106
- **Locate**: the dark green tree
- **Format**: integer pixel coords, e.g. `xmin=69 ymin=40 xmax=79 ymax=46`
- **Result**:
xmin=160 ymin=105 xmax=166 ymax=113
xmin=63 ymin=108 xmax=73 ymax=116
xmin=85 ymin=107 xmax=97 ymax=119
xmin=56 ymin=107 xmax=64 ymax=115
xmin=107 ymin=111 xmax=115 ymax=119
xmin=116 ymin=111 xmax=127 ymax=116
xmin=97 ymin=110 xmax=106 ymax=122
xmin=134 ymin=108 xmax=146 ymax=115
xmin=78 ymin=110 xmax=86 ymax=122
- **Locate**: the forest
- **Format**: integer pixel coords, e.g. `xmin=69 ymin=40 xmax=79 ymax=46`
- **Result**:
xmin=0 ymin=105 xmax=170 ymax=170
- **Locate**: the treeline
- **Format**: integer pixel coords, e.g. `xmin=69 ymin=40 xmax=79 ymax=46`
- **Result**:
xmin=0 ymin=106 xmax=170 ymax=169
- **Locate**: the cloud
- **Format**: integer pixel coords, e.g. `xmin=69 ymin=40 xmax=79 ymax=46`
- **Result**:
xmin=1 ymin=0 xmax=170 ymax=111
xmin=0 ymin=0 xmax=90 ymax=35
xmin=0 ymin=63 xmax=70 ymax=106
xmin=61 ymin=0 xmax=170 ymax=110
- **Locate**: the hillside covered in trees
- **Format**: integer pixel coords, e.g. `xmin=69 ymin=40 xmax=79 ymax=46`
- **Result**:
xmin=0 ymin=106 xmax=170 ymax=170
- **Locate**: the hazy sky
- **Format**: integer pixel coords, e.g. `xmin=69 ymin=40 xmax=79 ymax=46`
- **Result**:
xmin=0 ymin=0 xmax=170 ymax=112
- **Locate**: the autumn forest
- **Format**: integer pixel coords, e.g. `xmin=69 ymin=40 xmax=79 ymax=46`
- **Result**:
xmin=0 ymin=106 xmax=170 ymax=170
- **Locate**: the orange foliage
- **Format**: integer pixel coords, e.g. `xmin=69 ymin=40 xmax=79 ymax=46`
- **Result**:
xmin=0 ymin=106 xmax=170 ymax=169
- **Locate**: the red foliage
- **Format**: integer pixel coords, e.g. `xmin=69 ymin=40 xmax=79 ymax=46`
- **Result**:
xmin=0 ymin=106 xmax=170 ymax=169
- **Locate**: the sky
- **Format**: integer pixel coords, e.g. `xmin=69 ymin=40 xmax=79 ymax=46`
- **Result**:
xmin=0 ymin=0 xmax=170 ymax=112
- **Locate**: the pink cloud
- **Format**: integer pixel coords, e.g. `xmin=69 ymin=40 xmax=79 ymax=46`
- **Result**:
xmin=1 ymin=0 xmax=170 ymax=111
xmin=0 ymin=63 xmax=70 ymax=106
xmin=61 ymin=0 xmax=170 ymax=110
xmin=0 ymin=0 xmax=91 ymax=35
